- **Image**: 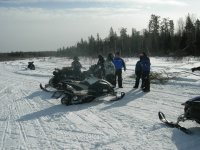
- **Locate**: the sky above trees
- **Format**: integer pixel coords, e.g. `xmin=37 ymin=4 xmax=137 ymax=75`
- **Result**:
xmin=0 ymin=0 xmax=200 ymax=52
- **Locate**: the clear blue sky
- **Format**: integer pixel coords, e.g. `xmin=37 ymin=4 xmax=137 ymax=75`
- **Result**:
xmin=0 ymin=0 xmax=200 ymax=52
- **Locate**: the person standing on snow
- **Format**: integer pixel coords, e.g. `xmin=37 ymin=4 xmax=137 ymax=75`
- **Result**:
xmin=96 ymin=55 xmax=105 ymax=78
xmin=140 ymin=52 xmax=151 ymax=92
xmin=27 ymin=61 xmax=35 ymax=70
xmin=71 ymin=56 xmax=82 ymax=75
xmin=133 ymin=55 xmax=142 ymax=89
xmin=113 ymin=52 xmax=126 ymax=88
xmin=104 ymin=53 xmax=115 ymax=86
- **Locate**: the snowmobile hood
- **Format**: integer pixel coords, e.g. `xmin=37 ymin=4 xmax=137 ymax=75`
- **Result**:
xmin=182 ymin=96 xmax=200 ymax=105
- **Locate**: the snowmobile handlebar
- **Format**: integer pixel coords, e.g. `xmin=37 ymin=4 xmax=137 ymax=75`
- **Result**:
xmin=191 ymin=67 xmax=200 ymax=72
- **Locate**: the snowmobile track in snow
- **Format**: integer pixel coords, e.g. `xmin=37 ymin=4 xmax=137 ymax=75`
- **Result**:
xmin=1 ymin=57 xmax=200 ymax=150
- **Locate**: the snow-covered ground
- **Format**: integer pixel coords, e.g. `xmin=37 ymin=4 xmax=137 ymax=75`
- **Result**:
xmin=0 ymin=57 xmax=200 ymax=150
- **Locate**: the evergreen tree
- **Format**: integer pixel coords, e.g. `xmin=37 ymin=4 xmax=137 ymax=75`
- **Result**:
xmin=195 ymin=19 xmax=200 ymax=54
xmin=119 ymin=27 xmax=128 ymax=55
xmin=56 ymin=14 xmax=200 ymax=57
xmin=109 ymin=27 xmax=117 ymax=53
xmin=185 ymin=14 xmax=195 ymax=55
xmin=131 ymin=28 xmax=141 ymax=55
xmin=148 ymin=14 xmax=160 ymax=54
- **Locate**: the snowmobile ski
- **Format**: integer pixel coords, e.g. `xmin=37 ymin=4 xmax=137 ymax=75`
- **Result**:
xmin=40 ymin=84 xmax=64 ymax=92
xmin=40 ymin=83 xmax=50 ymax=92
xmin=158 ymin=111 xmax=191 ymax=134
xmin=40 ymin=83 xmax=64 ymax=98
xmin=110 ymin=92 xmax=125 ymax=101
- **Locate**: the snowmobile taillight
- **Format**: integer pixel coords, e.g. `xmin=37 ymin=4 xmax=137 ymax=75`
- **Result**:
xmin=72 ymin=96 xmax=78 ymax=101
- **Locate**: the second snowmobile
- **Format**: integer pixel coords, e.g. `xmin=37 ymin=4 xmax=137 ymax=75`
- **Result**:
xmin=45 ymin=64 xmax=105 ymax=89
xmin=40 ymin=75 xmax=125 ymax=106
xmin=48 ymin=67 xmax=85 ymax=88
xmin=158 ymin=96 xmax=200 ymax=134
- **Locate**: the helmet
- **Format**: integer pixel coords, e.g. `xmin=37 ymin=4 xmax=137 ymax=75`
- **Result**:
xmin=73 ymin=56 xmax=79 ymax=61
xmin=107 ymin=53 xmax=114 ymax=61
xmin=98 ymin=55 xmax=103 ymax=59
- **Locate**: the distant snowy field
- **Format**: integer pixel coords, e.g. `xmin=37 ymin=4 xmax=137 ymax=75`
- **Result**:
xmin=0 ymin=57 xmax=200 ymax=150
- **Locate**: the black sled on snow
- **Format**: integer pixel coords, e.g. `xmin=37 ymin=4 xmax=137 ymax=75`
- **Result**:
xmin=159 ymin=96 xmax=200 ymax=134
xmin=40 ymin=76 xmax=125 ymax=106
xmin=27 ymin=62 xmax=35 ymax=70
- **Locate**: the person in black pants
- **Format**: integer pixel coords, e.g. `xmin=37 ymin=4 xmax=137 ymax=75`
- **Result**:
xmin=113 ymin=52 xmax=126 ymax=88
xmin=140 ymin=52 xmax=151 ymax=92
xmin=133 ymin=55 xmax=142 ymax=88
xmin=96 ymin=55 xmax=105 ymax=78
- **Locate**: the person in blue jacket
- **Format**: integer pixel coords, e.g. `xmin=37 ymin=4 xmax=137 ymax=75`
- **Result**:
xmin=140 ymin=52 xmax=151 ymax=92
xmin=133 ymin=55 xmax=142 ymax=88
xmin=113 ymin=52 xmax=126 ymax=88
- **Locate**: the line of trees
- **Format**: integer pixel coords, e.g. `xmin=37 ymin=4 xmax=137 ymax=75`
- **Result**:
xmin=57 ymin=14 xmax=200 ymax=57
xmin=0 ymin=51 xmax=57 ymax=61
xmin=1 ymin=13 xmax=199 ymax=60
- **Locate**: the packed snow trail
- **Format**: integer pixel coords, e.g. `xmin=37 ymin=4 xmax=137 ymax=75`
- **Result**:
xmin=0 ymin=57 xmax=200 ymax=150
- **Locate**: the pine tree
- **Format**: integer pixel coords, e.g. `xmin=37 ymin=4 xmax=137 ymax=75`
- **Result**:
xmin=195 ymin=19 xmax=200 ymax=55
xmin=148 ymin=14 xmax=160 ymax=54
xmin=109 ymin=27 xmax=117 ymax=53
xmin=119 ymin=27 xmax=128 ymax=55
xmin=185 ymin=14 xmax=195 ymax=55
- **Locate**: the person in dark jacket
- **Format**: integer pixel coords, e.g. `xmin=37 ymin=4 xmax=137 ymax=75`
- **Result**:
xmin=104 ymin=53 xmax=115 ymax=86
xmin=27 ymin=61 xmax=35 ymax=70
xmin=96 ymin=55 xmax=105 ymax=78
xmin=140 ymin=52 xmax=151 ymax=92
xmin=133 ymin=55 xmax=142 ymax=88
xmin=71 ymin=56 xmax=82 ymax=75
xmin=113 ymin=52 xmax=126 ymax=88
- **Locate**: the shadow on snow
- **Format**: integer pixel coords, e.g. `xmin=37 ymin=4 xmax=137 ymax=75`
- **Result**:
xmin=19 ymin=88 xmax=147 ymax=121
xmin=17 ymin=101 xmax=99 ymax=122
xmin=101 ymin=89 xmax=147 ymax=111
xmin=172 ymin=126 xmax=200 ymax=150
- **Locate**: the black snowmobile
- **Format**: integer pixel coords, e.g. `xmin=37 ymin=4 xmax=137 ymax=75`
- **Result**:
xmin=158 ymin=96 xmax=200 ymax=134
xmin=45 ymin=64 xmax=105 ymax=89
xmin=27 ymin=62 xmax=35 ymax=70
xmin=40 ymin=75 xmax=125 ymax=105
xmin=48 ymin=67 xmax=85 ymax=88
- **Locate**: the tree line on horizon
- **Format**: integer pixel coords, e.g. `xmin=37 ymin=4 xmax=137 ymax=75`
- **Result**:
xmin=57 ymin=14 xmax=200 ymax=57
xmin=1 ymin=13 xmax=200 ymax=61
xmin=0 ymin=51 xmax=57 ymax=61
